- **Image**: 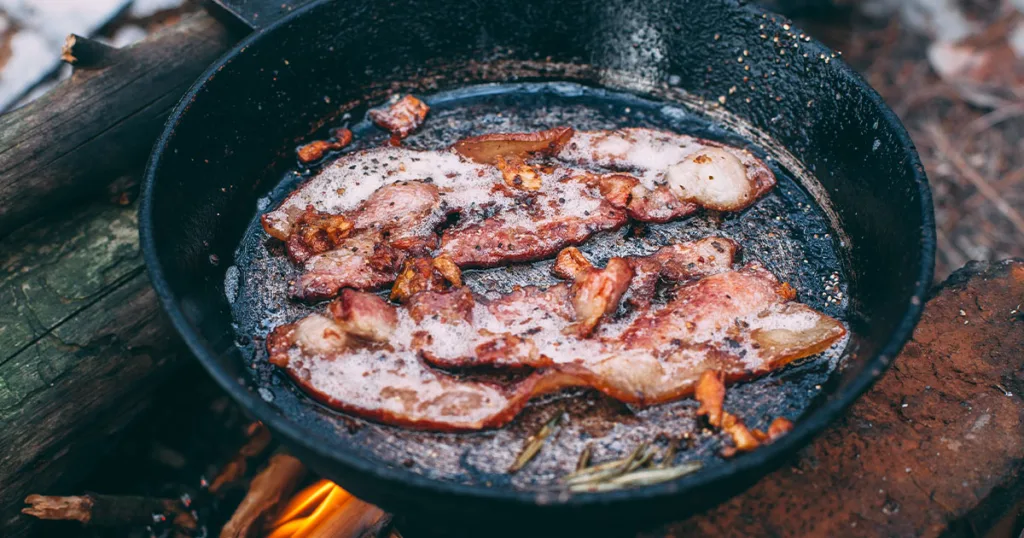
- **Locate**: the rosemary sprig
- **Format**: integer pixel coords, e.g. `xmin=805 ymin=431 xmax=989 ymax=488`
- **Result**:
xmin=568 ymin=462 xmax=703 ymax=493
xmin=623 ymin=445 xmax=657 ymax=473
xmin=563 ymin=442 xmax=649 ymax=485
xmin=508 ymin=414 xmax=563 ymax=473
xmin=659 ymin=442 xmax=677 ymax=468
xmin=576 ymin=444 xmax=593 ymax=472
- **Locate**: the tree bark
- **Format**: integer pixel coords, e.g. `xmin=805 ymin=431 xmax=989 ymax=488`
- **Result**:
xmin=0 ymin=198 xmax=188 ymax=536
xmin=0 ymin=12 xmax=240 ymax=237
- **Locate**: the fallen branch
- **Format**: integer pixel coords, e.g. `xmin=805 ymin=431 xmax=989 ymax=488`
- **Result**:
xmin=220 ymin=452 xmax=307 ymax=538
xmin=22 ymin=493 xmax=196 ymax=530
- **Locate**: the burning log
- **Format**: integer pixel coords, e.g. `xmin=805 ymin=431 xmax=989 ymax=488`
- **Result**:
xmin=209 ymin=422 xmax=274 ymax=495
xmin=266 ymin=480 xmax=391 ymax=538
xmin=22 ymin=494 xmax=196 ymax=530
xmin=220 ymin=452 xmax=307 ymax=538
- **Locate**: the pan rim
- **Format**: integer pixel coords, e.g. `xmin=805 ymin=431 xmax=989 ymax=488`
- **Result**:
xmin=139 ymin=0 xmax=935 ymax=513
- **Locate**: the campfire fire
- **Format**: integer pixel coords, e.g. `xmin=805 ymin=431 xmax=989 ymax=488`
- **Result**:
xmin=266 ymin=480 xmax=387 ymax=538
xmin=22 ymin=421 xmax=394 ymax=538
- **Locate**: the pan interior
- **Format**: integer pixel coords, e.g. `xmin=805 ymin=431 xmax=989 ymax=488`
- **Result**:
xmin=228 ymin=82 xmax=849 ymax=489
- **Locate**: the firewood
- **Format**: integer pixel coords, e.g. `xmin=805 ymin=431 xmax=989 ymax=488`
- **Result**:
xmin=0 ymin=200 xmax=193 ymax=538
xmin=209 ymin=422 xmax=274 ymax=495
xmin=265 ymin=481 xmax=392 ymax=538
xmin=22 ymin=493 xmax=196 ymax=530
xmin=60 ymin=35 xmax=124 ymax=69
xmin=221 ymin=452 xmax=308 ymax=538
xmin=303 ymin=499 xmax=387 ymax=538
xmin=0 ymin=11 xmax=239 ymax=237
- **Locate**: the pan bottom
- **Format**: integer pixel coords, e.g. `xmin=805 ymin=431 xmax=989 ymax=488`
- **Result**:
xmin=227 ymin=82 xmax=849 ymax=490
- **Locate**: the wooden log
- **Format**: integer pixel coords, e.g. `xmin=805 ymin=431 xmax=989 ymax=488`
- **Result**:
xmin=658 ymin=259 xmax=1024 ymax=538
xmin=0 ymin=12 xmax=240 ymax=237
xmin=60 ymin=35 xmax=124 ymax=69
xmin=0 ymin=198 xmax=188 ymax=536
xmin=221 ymin=452 xmax=308 ymax=538
xmin=23 ymin=493 xmax=197 ymax=530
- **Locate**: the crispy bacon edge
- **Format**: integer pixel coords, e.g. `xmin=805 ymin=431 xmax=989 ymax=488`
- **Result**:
xmin=368 ymin=95 xmax=429 ymax=140
xmin=452 ymin=126 xmax=575 ymax=164
xmin=297 ymin=128 xmax=354 ymax=164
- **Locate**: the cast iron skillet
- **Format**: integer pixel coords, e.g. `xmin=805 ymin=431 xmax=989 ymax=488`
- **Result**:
xmin=140 ymin=0 xmax=934 ymax=533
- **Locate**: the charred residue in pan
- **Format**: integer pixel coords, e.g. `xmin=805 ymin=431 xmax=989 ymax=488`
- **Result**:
xmin=227 ymin=82 xmax=849 ymax=489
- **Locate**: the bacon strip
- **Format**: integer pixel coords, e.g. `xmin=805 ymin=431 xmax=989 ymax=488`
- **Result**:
xmin=268 ymin=290 xmax=575 ymax=431
xmin=270 ymin=248 xmax=844 ymax=430
xmin=557 ymin=128 xmax=775 ymax=215
xmin=291 ymin=230 xmax=405 ymax=301
xmin=553 ymin=264 xmax=847 ymax=406
xmin=452 ymin=127 xmax=574 ymax=164
xmin=267 ymin=127 xmax=777 ymax=302
xmin=439 ymin=181 xmax=628 ymax=268
xmin=369 ymin=95 xmax=429 ymax=140
xmin=404 ymin=238 xmax=740 ymax=371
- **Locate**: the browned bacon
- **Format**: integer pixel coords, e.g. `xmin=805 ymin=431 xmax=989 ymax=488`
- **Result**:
xmin=495 ymin=154 xmax=543 ymax=191
xmin=297 ymin=127 xmax=353 ymax=164
xmin=565 ymin=256 xmax=634 ymax=337
xmin=285 ymin=208 xmax=354 ymax=264
xmin=390 ymin=255 xmax=461 ymax=303
xmin=695 ymin=370 xmax=795 ymax=457
xmin=439 ymin=183 xmax=628 ymax=268
xmin=452 ymin=126 xmax=574 ymax=164
xmin=291 ymin=230 xmax=405 ymax=301
xmin=270 ymin=241 xmax=845 ymax=430
xmin=551 ymin=264 xmax=847 ymax=406
xmin=624 ymin=236 xmax=739 ymax=308
xmin=267 ymin=291 xmax=575 ymax=431
xmin=557 ymin=128 xmax=775 ymax=214
xmin=369 ymin=95 xmax=429 ymax=140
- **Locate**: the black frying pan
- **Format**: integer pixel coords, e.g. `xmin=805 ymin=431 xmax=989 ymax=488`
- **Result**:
xmin=139 ymin=0 xmax=935 ymax=534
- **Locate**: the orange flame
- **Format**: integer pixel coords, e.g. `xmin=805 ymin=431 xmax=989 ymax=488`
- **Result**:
xmin=266 ymin=480 xmax=385 ymax=538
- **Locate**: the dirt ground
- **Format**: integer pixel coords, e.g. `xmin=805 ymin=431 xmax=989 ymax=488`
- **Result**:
xmin=809 ymin=0 xmax=1023 ymax=280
